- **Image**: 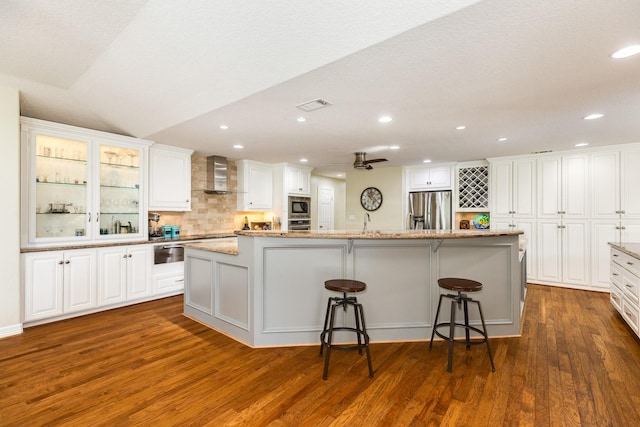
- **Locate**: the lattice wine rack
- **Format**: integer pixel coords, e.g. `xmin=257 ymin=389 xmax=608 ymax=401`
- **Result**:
xmin=457 ymin=166 xmax=489 ymax=209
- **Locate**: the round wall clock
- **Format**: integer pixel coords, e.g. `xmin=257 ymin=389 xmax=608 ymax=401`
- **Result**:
xmin=360 ymin=187 xmax=383 ymax=211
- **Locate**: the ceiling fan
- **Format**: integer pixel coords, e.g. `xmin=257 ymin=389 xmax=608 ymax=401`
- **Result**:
xmin=353 ymin=152 xmax=388 ymax=170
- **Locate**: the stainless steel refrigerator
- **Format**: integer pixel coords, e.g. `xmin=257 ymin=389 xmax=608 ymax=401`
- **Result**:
xmin=408 ymin=190 xmax=452 ymax=230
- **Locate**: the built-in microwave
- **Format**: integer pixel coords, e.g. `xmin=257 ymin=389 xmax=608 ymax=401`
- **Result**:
xmin=289 ymin=196 xmax=310 ymax=219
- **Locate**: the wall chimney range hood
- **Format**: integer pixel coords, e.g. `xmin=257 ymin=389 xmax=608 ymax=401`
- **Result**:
xmin=204 ymin=155 xmax=230 ymax=194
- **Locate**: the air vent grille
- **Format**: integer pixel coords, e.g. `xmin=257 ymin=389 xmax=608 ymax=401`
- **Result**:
xmin=296 ymin=98 xmax=332 ymax=112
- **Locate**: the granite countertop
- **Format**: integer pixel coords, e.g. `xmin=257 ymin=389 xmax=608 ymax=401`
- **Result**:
xmin=234 ymin=229 xmax=523 ymax=239
xmin=21 ymin=231 xmax=237 ymax=253
xmin=609 ymin=242 xmax=640 ymax=259
xmin=183 ymin=239 xmax=239 ymax=255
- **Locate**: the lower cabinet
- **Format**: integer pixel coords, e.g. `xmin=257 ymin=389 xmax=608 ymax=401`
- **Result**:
xmin=611 ymin=247 xmax=640 ymax=336
xmin=537 ymin=220 xmax=589 ymax=287
xmin=24 ymin=249 xmax=97 ymax=321
xmin=97 ymin=244 xmax=153 ymax=304
xmin=24 ymin=243 xmax=154 ymax=324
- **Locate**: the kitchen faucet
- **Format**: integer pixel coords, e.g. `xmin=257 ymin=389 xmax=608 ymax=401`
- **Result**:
xmin=363 ymin=212 xmax=370 ymax=233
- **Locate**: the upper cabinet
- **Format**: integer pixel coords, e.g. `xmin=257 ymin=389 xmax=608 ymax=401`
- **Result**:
xmin=591 ymin=148 xmax=640 ymax=220
xmin=537 ymin=154 xmax=589 ymax=219
xmin=20 ymin=117 xmax=152 ymax=248
xmin=236 ymin=160 xmax=273 ymax=211
xmin=489 ymin=158 xmax=536 ymax=218
xmin=406 ymin=165 xmax=452 ymax=191
xmin=149 ymin=144 xmax=193 ymax=211
xmin=284 ymin=164 xmax=312 ymax=196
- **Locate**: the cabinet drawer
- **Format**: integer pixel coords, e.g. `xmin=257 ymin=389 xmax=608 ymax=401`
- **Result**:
xmin=610 ymin=283 xmax=623 ymax=313
xmin=622 ymin=270 xmax=639 ymax=303
xmin=610 ymin=262 xmax=624 ymax=287
xmin=622 ymin=296 xmax=639 ymax=334
xmin=611 ymin=248 xmax=624 ymax=266
xmin=155 ymin=274 xmax=184 ymax=293
xmin=622 ymin=253 xmax=640 ymax=278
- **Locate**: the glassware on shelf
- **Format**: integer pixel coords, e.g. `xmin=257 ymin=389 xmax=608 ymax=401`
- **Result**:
xmin=104 ymin=151 xmax=116 ymax=164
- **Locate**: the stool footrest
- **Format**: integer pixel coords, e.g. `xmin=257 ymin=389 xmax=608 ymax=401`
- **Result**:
xmin=433 ymin=322 xmax=489 ymax=345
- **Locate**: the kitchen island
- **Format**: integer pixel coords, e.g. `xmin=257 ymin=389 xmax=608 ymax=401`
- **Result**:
xmin=183 ymin=229 xmax=524 ymax=347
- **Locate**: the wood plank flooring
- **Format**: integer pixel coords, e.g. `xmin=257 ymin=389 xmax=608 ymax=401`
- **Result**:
xmin=2 ymin=284 xmax=640 ymax=426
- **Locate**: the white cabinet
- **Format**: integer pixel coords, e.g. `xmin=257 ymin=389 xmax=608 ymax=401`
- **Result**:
xmin=149 ymin=144 xmax=193 ymax=211
xmin=24 ymin=249 xmax=97 ymax=321
xmin=591 ymin=147 xmax=640 ymax=222
xmin=490 ymin=158 xmax=536 ymax=218
xmin=20 ymin=117 xmax=152 ymax=248
xmin=285 ymin=165 xmax=312 ymax=195
xmin=611 ymin=247 xmax=640 ymax=337
xmin=406 ymin=165 xmax=452 ymax=190
xmin=456 ymin=162 xmax=488 ymax=211
xmin=538 ymin=154 xmax=589 ymax=219
xmin=537 ymin=220 xmax=589 ymax=286
xmin=236 ymin=160 xmax=273 ymax=211
xmin=153 ymin=262 xmax=185 ymax=294
xmin=98 ymin=245 xmax=153 ymax=303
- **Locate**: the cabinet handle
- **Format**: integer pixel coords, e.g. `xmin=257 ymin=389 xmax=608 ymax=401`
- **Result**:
xmin=58 ymin=260 xmax=64 ymax=265
xmin=123 ymin=254 xmax=128 ymax=259
xmin=621 ymin=226 xmax=626 ymax=230
xmin=616 ymin=226 xmax=622 ymax=230
xmin=128 ymin=254 xmax=132 ymax=258
xmin=613 ymin=254 xmax=620 ymax=257
xmin=186 ymin=199 xmax=189 ymax=203
xmin=96 ymin=213 xmax=99 ymax=222
xmin=612 ymin=272 xmax=619 ymax=276
xmin=88 ymin=212 xmax=91 ymax=222
xmin=65 ymin=260 xmax=70 ymax=264
xmin=176 ymin=279 xmax=184 ymax=283
xmin=621 ymin=210 xmax=626 ymax=214
xmin=627 ymin=262 xmax=634 ymax=266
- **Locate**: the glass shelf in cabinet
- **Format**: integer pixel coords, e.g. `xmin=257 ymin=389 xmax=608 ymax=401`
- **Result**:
xmin=36 ymin=154 xmax=88 ymax=163
xmin=100 ymin=184 xmax=140 ymax=190
xmin=99 ymin=162 xmax=140 ymax=170
xmin=36 ymin=180 xmax=87 ymax=186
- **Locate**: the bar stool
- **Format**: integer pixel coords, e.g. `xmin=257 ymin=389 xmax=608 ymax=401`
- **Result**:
xmin=319 ymin=279 xmax=374 ymax=380
xmin=428 ymin=277 xmax=495 ymax=373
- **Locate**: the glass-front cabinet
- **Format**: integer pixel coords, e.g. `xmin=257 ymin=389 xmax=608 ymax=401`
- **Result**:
xmin=21 ymin=117 xmax=152 ymax=247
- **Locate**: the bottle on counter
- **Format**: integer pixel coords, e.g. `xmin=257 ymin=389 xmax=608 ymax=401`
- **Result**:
xmin=242 ymin=216 xmax=250 ymax=230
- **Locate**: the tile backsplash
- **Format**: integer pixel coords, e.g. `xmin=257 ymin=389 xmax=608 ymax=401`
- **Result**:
xmin=151 ymin=154 xmax=273 ymax=235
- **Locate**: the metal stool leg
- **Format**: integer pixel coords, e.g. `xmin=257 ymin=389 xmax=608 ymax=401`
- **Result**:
xmin=447 ymin=298 xmax=456 ymax=373
xmin=356 ymin=302 xmax=374 ymax=378
xmin=319 ymin=296 xmax=333 ymax=356
xmin=429 ymin=293 xmax=445 ymax=350
xmin=463 ymin=297 xmax=471 ymax=350
xmin=474 ymin=300 xmax=496 ymax=372
xmin=353 ymin=297 xmax=363 ymax=355
xmin=322 ymin=301 xmax=338 ymax=380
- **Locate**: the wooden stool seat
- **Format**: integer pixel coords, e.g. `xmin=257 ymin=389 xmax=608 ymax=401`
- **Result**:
xmin=438 ymin=277 xmax=483 ymax=293
xmin=325 ymin=279 xmax=367 ymax=293
xmin=320 ymin=279 xmax=373 ymax=380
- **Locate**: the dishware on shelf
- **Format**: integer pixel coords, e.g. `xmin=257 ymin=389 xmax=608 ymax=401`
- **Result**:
xmin=472 ymin=213 xmax=490 ymax=229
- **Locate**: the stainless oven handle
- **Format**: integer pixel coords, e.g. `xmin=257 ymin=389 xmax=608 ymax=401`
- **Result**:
xmin=162 ymin=245 xmax=185 ymax=249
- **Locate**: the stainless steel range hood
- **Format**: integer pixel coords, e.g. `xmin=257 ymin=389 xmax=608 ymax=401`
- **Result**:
xmin=204 ymin=155 xmax=230 ymax=194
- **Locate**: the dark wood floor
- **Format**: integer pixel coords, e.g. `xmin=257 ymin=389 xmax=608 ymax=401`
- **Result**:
xmin=2 ymin=284 xmax=640 ymax=426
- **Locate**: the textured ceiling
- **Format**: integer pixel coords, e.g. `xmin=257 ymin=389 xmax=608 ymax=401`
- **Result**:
xmin=1 ymin=0 xmax=639 ymax=177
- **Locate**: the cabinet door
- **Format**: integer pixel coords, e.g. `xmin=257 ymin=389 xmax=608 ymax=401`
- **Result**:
xmin=490 ymin=217 xmax=513 ymax=231
xmin=24 ymin=252 xmax=64 ymax=321
xmin=591 ymin=221 xmax=619 ymax=289
xmin=63 ymin=249 xmax=97 ymax=313
xmin=563 ymin=221 xmax=589 ymax=286
xmin=621 ymin=221 xmax=640 ymax=243
xmin=127 ymin=245 xmax=153 ymax=300
xmin=490 ymin=161 xmax=513 ymax=216
xmin=97 ymin=247 xmax=127 ymax=305
xmin=591 ymin=151 xmax=620 ymax=219
xmin=537 ymin=157 xmax=562 ymax=218
xmin=27 ymin=130 xmax=92 ymax=244
xmin=285 ymin=166 xmax=311 ymax=195
xmin=238 ymin=162 xmax=273 ymax=210
xmin=514 ymin=219 xmax=536 ymax=281
xmin=512 ymin=159 xmax=536 ymax=218
xmin=97 ymin=143 xmax=144 ymax=238
xmin=537 ymin=220 xmax=562 ymax=283
xmin=621 ymin=148 xmax=640 ymax=219
xmin=149 ymin=146 xmax=192 ymax=211
xmin=428 ymin=167 xmax=452 ymax=188
xmin=562 ymin=155 xmax=589 ymax=218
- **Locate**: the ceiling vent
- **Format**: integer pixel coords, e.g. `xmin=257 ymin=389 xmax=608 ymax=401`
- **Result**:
xmin=296 ymin=98 xmax=332 ymax=112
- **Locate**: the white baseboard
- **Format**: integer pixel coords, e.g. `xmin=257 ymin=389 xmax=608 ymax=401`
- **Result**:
xmin=0 ymin=323 xmax=23 ymax=339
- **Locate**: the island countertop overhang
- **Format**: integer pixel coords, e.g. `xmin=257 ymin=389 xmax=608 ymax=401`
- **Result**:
xmin=234 ymin=229 xmax=523 ymax=239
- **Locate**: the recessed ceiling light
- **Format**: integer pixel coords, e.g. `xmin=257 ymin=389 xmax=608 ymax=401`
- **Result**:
xmin=498 ymin=137 xmax=508 ymax=142
xmin=423 ymin=159 xmax=432 ymax=163
xmin=233 ymin=144 xmax=243 ymax=149
xmin=378 ymin=116 xmax=393 ymax=123
xmin=583 ymin=113 xmax=604 ymax=120
xmin=220 ymin=125 xmax=229 ymax=130
xmin=389 ymin=145 xmax=400 ymax=150
xmin=337 ymin=173 xmax=344 ymax=178
xmin=456 ymin=125 xmax=466 ymax=130
xmin=575 ymin=142 xmax=589 ymax=147
xmin=297 ymin=117 xmax=306 ymax=122
xmin=300 ymin=158 xmax=308 ymax=162
xmin=611 ymin=44 xmax=640 ymax=59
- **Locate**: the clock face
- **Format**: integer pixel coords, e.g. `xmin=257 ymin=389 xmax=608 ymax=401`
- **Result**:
xmin=360 ymin=187 xmax=383 ymax=211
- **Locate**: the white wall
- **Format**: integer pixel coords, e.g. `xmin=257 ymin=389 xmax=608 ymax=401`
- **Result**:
xmin=0 ymin=87 xmax=22 ymax=337
xmin=345 ymin=166 xmax=404 ymax=231
xmin=310 ymin=175 xmax=346 ymax=230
